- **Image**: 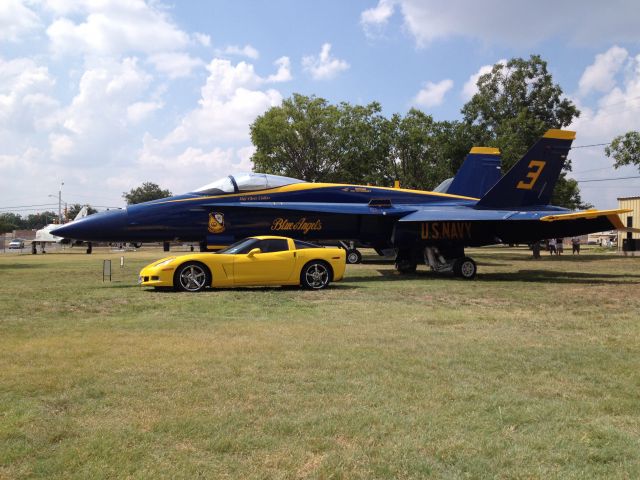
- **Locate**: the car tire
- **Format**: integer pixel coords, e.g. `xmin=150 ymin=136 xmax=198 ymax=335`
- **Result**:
xmin=175 ymin=262 xmax=211 ymax=292
xmin=301 ymin=261 xmax=332 ymax=290
xmin=346 ymin=249 xmax=362 ymax=264
xmin=453 ymin=257 xmax=477 ymax=279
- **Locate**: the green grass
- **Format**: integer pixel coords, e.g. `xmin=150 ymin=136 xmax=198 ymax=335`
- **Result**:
xmin=1 ymin=247 xmax=639 ymax=479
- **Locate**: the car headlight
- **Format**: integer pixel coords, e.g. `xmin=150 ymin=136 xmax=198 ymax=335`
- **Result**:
xmin=154 ymin=258 xmax=175 ymax=268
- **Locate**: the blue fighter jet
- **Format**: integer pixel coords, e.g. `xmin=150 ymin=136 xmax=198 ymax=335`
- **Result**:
xmin=53 ymin=129 xmax=634 ymax=278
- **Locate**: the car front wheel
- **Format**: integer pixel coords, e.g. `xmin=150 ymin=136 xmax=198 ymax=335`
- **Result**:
xmin=301 ymin=261 xmax=331 ymax=290
xmin=175 ymin=262 xmax=210 ymax=292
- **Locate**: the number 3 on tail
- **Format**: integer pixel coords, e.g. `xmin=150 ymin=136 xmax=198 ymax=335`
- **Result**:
xmin=517 ymin=160 xmax=546 ymax=190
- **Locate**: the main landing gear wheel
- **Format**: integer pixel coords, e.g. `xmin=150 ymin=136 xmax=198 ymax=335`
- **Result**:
xmin=301 ymin=261 xmax=331 ymax=290
xmin=453 ymin=257 xmax=477 ymax=279
xmin=346 ymin=249 xmax=362 ymax=264
xmin=175 ymin=262 xmax=210 ymax=292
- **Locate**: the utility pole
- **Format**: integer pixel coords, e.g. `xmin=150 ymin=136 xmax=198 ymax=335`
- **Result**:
xmin=58 ymin=181 xmax=64 ymax=224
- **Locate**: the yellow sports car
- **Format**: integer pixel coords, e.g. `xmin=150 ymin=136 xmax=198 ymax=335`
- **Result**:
xmin=139 ymin=236 xmax=346 ymax=292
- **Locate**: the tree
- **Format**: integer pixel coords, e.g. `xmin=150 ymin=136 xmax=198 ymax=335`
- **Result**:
xmin=605 ymin=131 xmax=640 ymax=170
xmin=0 ymin=213 xmax=24 ymax=231
xmin=66 ymin=203 xmax=98 ymax=220
xmin=123 ymin=182 xmax=172 ymax=205
xmin=0 ymin=219 xmax=16 ymax=235
xmin=24 ymin=211 xmax=58 ymax=229
xmin=251 ymin=94 xmax=341 ymax=182
xmin=390 ymin=110 xmax=453 ymax=190
xmin=461 ymin=55 xmax=587 ymax=208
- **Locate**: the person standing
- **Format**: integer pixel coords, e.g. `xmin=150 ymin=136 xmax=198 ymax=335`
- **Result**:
xmin=556 ymin=238 xmax=564 ymax=255
xmin=548 ymin=238 xmax=557 ymax=255
xmin=571 ymin=236 xmax=581 ymax=254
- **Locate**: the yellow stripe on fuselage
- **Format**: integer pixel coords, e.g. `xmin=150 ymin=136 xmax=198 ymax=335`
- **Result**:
xmin=158 ymin=182 xmax=480 ymax=205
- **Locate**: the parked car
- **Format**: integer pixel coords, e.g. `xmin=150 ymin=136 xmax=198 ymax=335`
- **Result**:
xmin=8 ymin=238 xmax=25 ymax=249
xmin=139 ymin=236 xmax=347 ymax=292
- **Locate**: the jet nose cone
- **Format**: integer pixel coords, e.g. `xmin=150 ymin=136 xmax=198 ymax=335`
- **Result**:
xmin=51 ymin=209 xmax=128 ymax=242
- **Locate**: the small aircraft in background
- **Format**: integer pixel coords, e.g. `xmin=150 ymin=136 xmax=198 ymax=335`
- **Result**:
xmin=33 ymin=206 xmax=94 ymax=254
xmin=53 ymin=129 xmax=637 ymax=278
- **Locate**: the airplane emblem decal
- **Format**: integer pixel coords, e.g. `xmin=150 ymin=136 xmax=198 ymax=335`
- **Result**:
xmin=208 ymin=212 xmax=225 ymax=233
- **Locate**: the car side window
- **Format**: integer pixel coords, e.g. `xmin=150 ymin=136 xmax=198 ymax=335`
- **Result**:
xmin=294 ymin=240 xmax=319 ymax=250
xmin=257 ymin=239 xmax=289 ymax=253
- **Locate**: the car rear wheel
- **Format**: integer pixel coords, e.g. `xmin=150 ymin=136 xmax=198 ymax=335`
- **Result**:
xmin=175 ymin=262 xmax=210 ymax=292
xmin=301 ymin=261 xmax=331 ymax=290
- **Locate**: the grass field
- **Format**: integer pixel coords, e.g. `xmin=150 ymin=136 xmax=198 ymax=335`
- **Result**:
xmin=1 ymin=246 xmax=639 ymax=479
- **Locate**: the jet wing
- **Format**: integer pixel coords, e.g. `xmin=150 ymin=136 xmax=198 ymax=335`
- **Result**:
xmin=203 ymin=201 xmax=418 ymax=216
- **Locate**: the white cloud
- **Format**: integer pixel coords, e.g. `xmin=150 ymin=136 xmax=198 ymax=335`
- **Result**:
xmin=267 ymin=56 xmax=292 ymax=83
xmin=361 ymin=0 xmax=396 ymax=33
xmin=127 ymin=100 xmax=163 ymax=124
xmin=0 ymin=57 xmax=58 ymax=133
xmin=138 ymin=57 xmax=286 ymax=186
xmin=193 ymin=32 xmax=211 ymax=47
xmin=46 ymin=0 xmax=190 ymax=56
xmin=578 ymin=45 xmax=628 ymax=96
xmin=158 ymin=58 xmax=283 ymax=147
xmin=50 ymin=57 xmax=155 ymax=162
xmin=0 ymin=0 xmax=41 ymax=42
xmin=361 ymin=0 xmax=640 ymax=47
xmin=302 ymin=43 xmax=349 ymax=80
xmin=218 ymin=44 xmax=260 ymax=60
xmin=461 ymin=59 xmax=506 ymax=100
xmin=148 ymin=52 xmax=204 ymax=78
xmin=567 ymin=50 xmax=640 ymax=208
xmin=412 ymin=79 xmax=453 ymax=107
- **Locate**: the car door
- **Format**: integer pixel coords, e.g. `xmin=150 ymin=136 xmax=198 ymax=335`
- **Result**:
xmin=233 ymin=239 xmax=296 ymax=285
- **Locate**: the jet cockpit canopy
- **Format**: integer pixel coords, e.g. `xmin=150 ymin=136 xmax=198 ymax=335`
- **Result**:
xmin=193 ymin=173 xmax=306 ymax=195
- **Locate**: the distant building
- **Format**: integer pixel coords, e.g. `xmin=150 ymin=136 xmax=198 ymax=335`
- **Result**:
xmin=617 ymin=196 xmax=640 ymax=255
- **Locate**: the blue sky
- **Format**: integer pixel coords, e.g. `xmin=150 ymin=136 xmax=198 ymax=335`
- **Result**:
xmin=2 ymin=0 xmax=640 ymax=215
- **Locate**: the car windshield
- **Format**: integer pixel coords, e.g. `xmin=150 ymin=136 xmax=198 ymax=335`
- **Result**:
xmin=193 ymin=173 xmax=306 ymax=195
xmin=217 ymin=238 xmax=259 ymax=254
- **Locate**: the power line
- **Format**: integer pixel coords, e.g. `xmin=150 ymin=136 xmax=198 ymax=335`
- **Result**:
xmin=571 ymin=142 xmax=610 ymax=149
xmin=0 ymin=203 xmax=58 ymax=211
xmin=575 ymin=175 xmax=640 ymax=183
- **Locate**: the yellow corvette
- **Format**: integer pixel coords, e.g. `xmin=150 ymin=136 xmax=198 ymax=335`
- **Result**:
xmin=139 ymin=236 xmax=346 ymax=292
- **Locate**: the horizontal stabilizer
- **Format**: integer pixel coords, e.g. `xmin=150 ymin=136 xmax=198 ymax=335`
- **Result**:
xmin=476 ymin=129 xmax=575 ymax=209
xmin=541 ymin=208 xmax=640 ymax=232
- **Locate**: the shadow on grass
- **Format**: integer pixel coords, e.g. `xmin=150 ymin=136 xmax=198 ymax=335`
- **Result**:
xmin=0 ymin=263 xmax=41 ymax=270
xmin=143 ymin=284 xmax=360 ymax=294
xmin=343 ymin=268 xmax=640 ymax=285
xmin=479 ymin=270 xmax=640 ymax=285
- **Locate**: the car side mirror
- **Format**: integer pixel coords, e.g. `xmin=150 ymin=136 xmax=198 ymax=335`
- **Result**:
xmin=248 ymin=248 xmax=261 ymax=257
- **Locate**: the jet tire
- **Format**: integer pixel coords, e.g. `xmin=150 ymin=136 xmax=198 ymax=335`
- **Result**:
xmin=346 ymin=249 xmax=362 ymax=264
xmin=174 ymin=261 xmax=211 ymax=292
xmin=453 ymin=257 xmax=477 ymax=279
xmin=301 ymin=261 xmax=332 ymax=290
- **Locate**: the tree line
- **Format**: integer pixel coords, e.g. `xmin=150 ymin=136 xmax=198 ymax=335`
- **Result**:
xmin=0 ymin=204 xmax=97 ymax=233
xmin=251 ymin=55 xmax=592 ymax=209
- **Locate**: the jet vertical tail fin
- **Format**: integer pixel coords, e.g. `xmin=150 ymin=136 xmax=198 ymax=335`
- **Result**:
xmin=475 ymin=129 xmax=575 ymax=209
xmin=446 ymin=147 xmax=501 ymax=199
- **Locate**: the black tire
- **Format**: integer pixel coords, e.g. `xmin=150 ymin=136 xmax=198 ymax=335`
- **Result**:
xmin=453 ymin=257 xmax=477 ymax=279
xmin=346 ymin=249 xmax=362 ymax=264
xmin=174 ymin=262 xmax=211 ymax=292
xmin=300 ymin=261 xmax=332 ymax=290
